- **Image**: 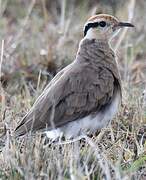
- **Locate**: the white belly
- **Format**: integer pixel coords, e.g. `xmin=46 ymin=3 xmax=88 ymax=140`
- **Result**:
xmin=46 ymin=91 xmax=121 ymax=140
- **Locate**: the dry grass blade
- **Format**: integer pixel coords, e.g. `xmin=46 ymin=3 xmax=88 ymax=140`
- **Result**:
xmin=0 ymin=1 xmax=146 ymax=179
xmin=0 ymin=40 xmax=6 ymax=138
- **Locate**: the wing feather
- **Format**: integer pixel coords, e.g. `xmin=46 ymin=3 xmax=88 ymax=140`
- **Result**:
xmin=15 ymin=60 xmax=117 ymax=136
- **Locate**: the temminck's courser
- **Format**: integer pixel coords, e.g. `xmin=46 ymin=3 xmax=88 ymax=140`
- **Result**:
xmin=15 ymin=14 xmax=134 ymax=139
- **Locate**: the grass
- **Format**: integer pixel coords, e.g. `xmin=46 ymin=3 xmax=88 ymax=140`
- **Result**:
xmin=0 ymin=0 xmax=146 ymax=179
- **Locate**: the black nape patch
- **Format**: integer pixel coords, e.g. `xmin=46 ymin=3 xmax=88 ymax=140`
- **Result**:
xmin=84 ymin=22 xmax=99 ymax=37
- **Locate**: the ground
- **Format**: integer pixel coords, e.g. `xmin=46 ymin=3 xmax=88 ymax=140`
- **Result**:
xmin=0 ymin=0 xmax=146 ymax=179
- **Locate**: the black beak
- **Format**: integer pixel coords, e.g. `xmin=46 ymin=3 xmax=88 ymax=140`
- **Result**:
xmin=117 ymin=22 xmax=135 ymax=28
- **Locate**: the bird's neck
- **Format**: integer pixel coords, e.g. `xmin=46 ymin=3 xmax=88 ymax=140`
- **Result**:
xmin=76 ymin=38 xmax=114 ymax=64
xmin=80 ymin=37 xmax=111 ymax=50
xmin=78 ymin=38 xmax=111 ymax=55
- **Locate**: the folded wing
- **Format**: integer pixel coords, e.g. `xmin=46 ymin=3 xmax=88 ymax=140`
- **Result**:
xmin=15 ymin=61 xmax=119 ymax=136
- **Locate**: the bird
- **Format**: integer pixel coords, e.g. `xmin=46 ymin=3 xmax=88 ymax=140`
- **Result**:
xmin=15 ymin=14 xmax=134 ymax=140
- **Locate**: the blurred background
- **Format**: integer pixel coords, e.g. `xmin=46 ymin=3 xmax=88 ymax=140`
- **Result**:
xmin=0 ymin=1 xmax=146 ymax=179
xmin=0 ymin=0 xmax=146 ymax=97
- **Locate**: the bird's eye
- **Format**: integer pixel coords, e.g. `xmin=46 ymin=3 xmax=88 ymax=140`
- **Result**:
xmin=99 ymin=21 xmax=106 ymax=27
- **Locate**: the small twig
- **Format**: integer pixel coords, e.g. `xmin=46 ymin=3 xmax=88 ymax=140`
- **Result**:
xmin=43 ymin=135 xmax=86 ymax=148
xmin=57 ymin=135 xmax=86 ymax=145
xmin=0 ymin=40 xmax=6 ymax=120
xmin=36 ymin=70 xmax=42 ymax=95
xmin=0 ymin=108 xmax=7 ymax=138
xmin=60 ymin=0 xmax=66 ymax=32
xmin=41 ymin=0 xmax=49 ymax=25
xmin=95 ymin=129 xmax=106 ymax=142
xmin=0 ymin=40 xmax=4 ymax=81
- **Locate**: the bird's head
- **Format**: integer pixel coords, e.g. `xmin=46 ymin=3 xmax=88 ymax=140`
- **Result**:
xmin=83 ymin=14 xmax=134 ymax=41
